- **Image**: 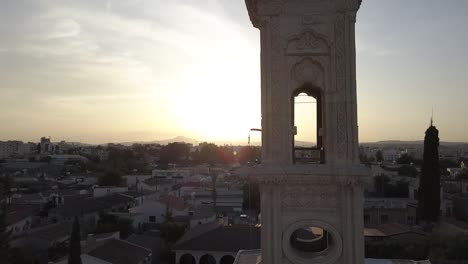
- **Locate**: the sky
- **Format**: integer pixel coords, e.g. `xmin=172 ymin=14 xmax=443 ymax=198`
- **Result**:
xmin=0 ymin=0 xmax=467 ymax=144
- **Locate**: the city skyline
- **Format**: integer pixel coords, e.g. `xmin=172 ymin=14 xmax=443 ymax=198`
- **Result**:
xmin=1 ymin=0 xmax=467 ymax=144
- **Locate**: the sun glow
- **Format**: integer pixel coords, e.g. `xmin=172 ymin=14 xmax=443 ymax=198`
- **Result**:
xmin=174 ymin=49 xmax=261 ymax=143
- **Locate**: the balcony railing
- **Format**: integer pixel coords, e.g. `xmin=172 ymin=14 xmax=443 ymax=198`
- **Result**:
xmin=294 ymin=147 xmax=324 ymax=164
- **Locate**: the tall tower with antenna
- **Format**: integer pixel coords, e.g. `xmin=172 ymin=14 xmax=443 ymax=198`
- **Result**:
xmin=245 ymin=0 xmax=369 ymax=263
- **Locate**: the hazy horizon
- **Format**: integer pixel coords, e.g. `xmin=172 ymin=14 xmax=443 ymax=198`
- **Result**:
xmin=1 ymin=1 xmax=467 ymax=144
xmin=3 ymin=135 xmax=468 ymax=147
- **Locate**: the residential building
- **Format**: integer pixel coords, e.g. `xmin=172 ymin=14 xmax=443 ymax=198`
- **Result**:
xmin=5 ymin=204 xmax=39 ymax=236
xmin=56 ymin=236 xmax=152 ymax=264
xmin=152 ymin=169 xmax=191 ymax=180
xmin=86 ymin=238 xmax=152 ymax=264
xmin=382 ymin=149 xmax=401 ymax=163
xmin=40 ymin=137 xmax=52 ymax=154
xmin=93 ymin=186 xmax=129 ymax=198
xmin=192 ymin=190 xmax=243 ymax=214
xmin=49 ymin=194 xmax=134 ymax=232
xmin=124 ymin=175 xmax=153 ymax=189
xmin=129 ymin=195 xmax=191 ymax=228
xmin=174 ymin=223 xmax=261 ymax=264
xmin=0 ymin=140 xmax=23 ymax=158
xmin=363 ymin=198 xmax=417 ymax=227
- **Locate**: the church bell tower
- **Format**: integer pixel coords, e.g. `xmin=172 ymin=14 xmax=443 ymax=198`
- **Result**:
xmin=245 ymin=0 xmax=369 ymax=263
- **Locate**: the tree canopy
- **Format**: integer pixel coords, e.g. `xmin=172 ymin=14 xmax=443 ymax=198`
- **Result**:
xmin=98 ymin=170 xmax=124 ymax=187
xmin=68 ymin=217 xmax=82 ymax=264
xmin=397 ymin=153 xmax=414 ymax=165
xmin=159 ymin=143 xmax=190 ymax=164
xmin=0 ymin=177 xmax=12 ymax=264
xmin=375 ymin=150 xmax=383 ymax=162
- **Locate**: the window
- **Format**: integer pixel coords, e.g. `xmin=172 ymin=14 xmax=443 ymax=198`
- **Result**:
xmin=292 ymin=85 xmax=323 ymax=164
xmin=380 ymin=214 xmax=389 ymax=224
xmin=364 ymin=214 xmax=370 ymax=225
xmin=149 ymin=216 xmax=156 ymax=223
xmin=290 ymin=226 xmax=330 ymax=253
xmin=294 ymin=93 xmax=317 ymax=148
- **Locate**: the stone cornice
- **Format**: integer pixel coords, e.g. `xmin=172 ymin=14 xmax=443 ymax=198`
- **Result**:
xmin=245 ymin=0 xmax=259 ymax=28
xmin=248 ymin=164 xmax=370 ymax=187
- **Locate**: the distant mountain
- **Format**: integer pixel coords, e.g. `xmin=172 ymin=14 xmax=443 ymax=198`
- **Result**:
xmin=115 ymin=136 xmax=199 ymax=146
xmin=153 ymin=136 xmax=199 ymax=145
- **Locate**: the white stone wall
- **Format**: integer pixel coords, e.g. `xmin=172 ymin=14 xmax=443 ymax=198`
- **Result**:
xmin=246 ymin=0 xmax=369 ymax=263
xmin=175 ymin=250 xmax=237 ymax=264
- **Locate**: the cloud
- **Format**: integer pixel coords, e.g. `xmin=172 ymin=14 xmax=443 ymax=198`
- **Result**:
xmin=0 ymin=0 xmax=259 ymax=142
xmin=46 ymin=18 xmax=81 ymax=39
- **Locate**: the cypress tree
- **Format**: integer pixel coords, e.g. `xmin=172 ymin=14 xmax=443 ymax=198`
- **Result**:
xmin=68 ymin=216 xmax=82 ymax=264
xmin=0 ymin=205 xmax=12 ymax=264
xmin=417 ymin=120 xmax=441 ymax=223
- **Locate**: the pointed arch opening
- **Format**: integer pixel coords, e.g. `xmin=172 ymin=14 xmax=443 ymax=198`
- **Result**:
xmin=292 ymin=83 xmax=324 ymax=164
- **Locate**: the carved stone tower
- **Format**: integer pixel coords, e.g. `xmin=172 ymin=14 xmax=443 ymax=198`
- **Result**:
xmin=245 ymin=1 xmax=369 ymax=264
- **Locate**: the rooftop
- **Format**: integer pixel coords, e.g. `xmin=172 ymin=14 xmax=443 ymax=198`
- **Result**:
xmin=232 ymin=250 xmax=431 ymax=264
xmin=26 ymin=222 xmax=71 ymax=243
xmin=88 ymin=239 xmax=151 ymax=264
xmin=53 ymin=193 xmax=133 ymax=217
xmin=5 ymin=204 xmax=39 ymax=225
xmin=174 ymin=224 xmax=260 ymax=252
xmin=127 ymin=234 xmax=160 ymax=252
xmin=121 ymin=190 xmax=155 ymax=198
xmin=191 ymin=206 xmax=216 ymax=220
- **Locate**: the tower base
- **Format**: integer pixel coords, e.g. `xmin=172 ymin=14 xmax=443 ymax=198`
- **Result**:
xmin=252 ymin=164 xmax=369 ymax=264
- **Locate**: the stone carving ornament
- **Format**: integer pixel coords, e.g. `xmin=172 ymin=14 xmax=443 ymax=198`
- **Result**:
xmin=286 ymin=30 xmax=330 ymax=56
xmin=291 ymin=57 xmax=325 ymax=89
xmin=282 ymin=185 xmax=338 ymax=209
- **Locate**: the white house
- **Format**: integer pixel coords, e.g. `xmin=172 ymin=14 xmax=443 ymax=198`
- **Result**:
xmin=129 ymin=195 xmax=191 ymax=227
xmin=152 ymin=169 xmax=191 ymax=180
xmin=124 ymin=175 xmax=153 ymax=189
xmin=382 ymin=149 xmax=401 ymax=163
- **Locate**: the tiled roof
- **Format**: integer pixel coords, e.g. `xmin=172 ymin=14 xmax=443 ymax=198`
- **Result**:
xmin=364 ymin=223 xmax=427 ymax=239
xmin=373 ymin=223 xmax=412 ymax=236
xmin=364 ymin=228 xmax=386 ymax=237
xmin=88 ymin=239 xmax=151 ymax=264
xmin=54 ymin=194 xmax=133 ymax=217
xmin=233 ymin=250 xmax=261 ymax=264
xmin=127 ymin=234 xmax=159 ymax=251
xmin=27 ymin=222 xmax=71 ymax=242
xmin=174 ymin=224 xmax=260 ymax=252
xmin=5 ymin=204 xmax=39 ymax=225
